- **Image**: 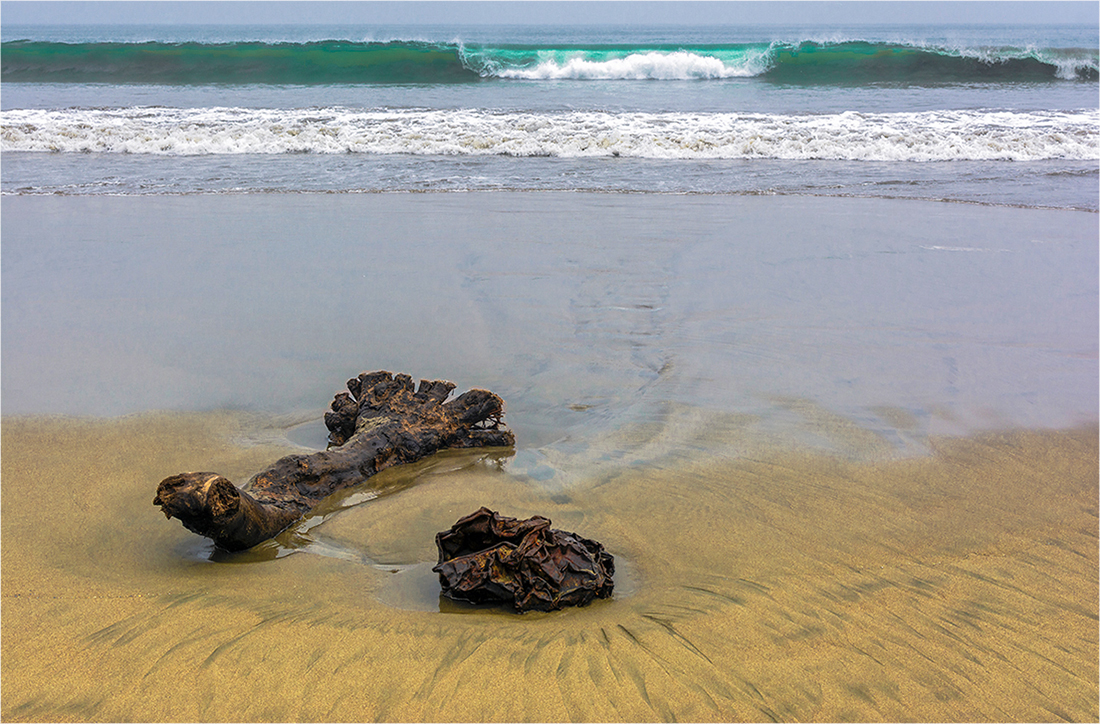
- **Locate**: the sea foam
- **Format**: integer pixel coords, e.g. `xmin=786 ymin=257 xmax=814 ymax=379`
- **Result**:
xmin=491 ymin=51 xmax=761 ymax=80
xmin=3 ymin=107 xmax=1097 ymax=161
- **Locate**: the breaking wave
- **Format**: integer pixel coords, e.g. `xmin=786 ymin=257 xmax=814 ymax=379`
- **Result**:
xmin=4 ymin=107 xmax=1097 ymax=161
xmin=2 ymin=38 xmax=1096 ymax=84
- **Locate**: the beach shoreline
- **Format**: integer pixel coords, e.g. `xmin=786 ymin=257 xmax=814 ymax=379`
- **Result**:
xmin=3 ymin=185 xmax=1098 ymax=723
xmin=4 ymin=192 xmax=1097 ymax=438
xmin=2 ymin=408 xmax=1096 ymax=721
xmin=4 ymin=12 xmax=1098 ymax=720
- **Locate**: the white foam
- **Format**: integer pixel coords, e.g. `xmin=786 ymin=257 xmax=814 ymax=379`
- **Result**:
xmin=3 ymin=107 xmax=1097 ymax=161
xmin=491 ymin=51 xmax=759 ymax=80
xmin=921 ymin=246 xmax=1011 ymax=252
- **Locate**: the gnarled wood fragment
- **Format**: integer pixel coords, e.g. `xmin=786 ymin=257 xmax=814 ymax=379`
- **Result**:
xmin=154 ymin=371 xmax=514 ymax=551
xmin=434 ymin=507 xmax=615 ymax=612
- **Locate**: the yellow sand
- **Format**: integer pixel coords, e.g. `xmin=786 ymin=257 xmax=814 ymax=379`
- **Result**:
xmin=2 ymin=411 xmax=1096 ymax=722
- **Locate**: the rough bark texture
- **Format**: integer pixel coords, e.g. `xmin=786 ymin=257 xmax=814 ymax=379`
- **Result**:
xmin=434 ymin=507 xmax=615 ymax=612
xmin=154 ymin=371 xmax=514 ymax=551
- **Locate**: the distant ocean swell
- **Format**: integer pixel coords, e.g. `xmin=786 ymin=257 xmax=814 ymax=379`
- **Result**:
xmin=3 ymin=107 xmax=1097 ymax=161
xmin=2 ymin=39 xmax=1097 ymax=83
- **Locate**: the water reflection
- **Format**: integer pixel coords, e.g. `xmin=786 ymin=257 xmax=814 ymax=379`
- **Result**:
xmin=2 ymin=413 xmax=1096 ymax=721
xmin=196 ymin=447 xmax=517 ymax=570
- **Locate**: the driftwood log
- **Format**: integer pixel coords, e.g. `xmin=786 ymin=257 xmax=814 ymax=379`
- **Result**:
xmin=154 ymin=371 xmax=514 ymax=551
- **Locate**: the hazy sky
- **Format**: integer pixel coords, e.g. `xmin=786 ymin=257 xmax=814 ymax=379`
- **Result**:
xmin=3 ymin=1 xmax=1099 ymax=26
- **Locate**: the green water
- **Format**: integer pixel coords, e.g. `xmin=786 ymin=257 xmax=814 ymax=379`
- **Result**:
xmin=3 ymin=38 xmax=1094 ymax=84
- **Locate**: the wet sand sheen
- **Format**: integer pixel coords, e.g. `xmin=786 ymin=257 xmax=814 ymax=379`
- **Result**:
xmin=2 ymin=412 xmax=1096 ymax=722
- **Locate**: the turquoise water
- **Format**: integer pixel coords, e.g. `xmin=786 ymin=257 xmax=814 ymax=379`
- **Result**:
xmin=3 ymin=37 xmax=1095 ymax=84
xmin=2 ymin=22 xmax=1098 ymax=207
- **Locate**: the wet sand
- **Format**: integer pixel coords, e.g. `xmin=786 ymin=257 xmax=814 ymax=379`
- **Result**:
xmin=2 ymin=191 xmax=1097 ymax=721
xmin=1 ymin=412 xmax=1096 ymax=722
xmin=3 ymin=193 xmax=1097 ymax=440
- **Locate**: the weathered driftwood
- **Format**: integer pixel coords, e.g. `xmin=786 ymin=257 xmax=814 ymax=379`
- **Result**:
xmin=434 ymin=507 xmax=614 ymax=612
xmin=154 ymin=371 xmax=514 ymax=551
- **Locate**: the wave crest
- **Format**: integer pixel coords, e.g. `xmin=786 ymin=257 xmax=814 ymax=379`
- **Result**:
xmin=2 ymin=38 xmax=1096 ymax=84
xmin=490 ymin=50 xmax=761 ymax=80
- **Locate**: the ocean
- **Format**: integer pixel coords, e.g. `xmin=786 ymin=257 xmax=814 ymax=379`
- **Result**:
xmin=1 ymin=19 xmax=1098 ymax=722
xmin=2 ymin=23 xmax=1098 ymax=207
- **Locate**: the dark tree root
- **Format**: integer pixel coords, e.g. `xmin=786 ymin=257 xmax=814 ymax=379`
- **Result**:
xmin=154 ymin=371 xmax=515 ymax=552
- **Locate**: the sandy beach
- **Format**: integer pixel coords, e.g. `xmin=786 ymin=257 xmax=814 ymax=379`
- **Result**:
xmin=5 ymin=6 xmax=1099 ymax=718
xmin=2 ymin=191 xmax=1097 ymax=721
xmin=1 ymin=411 xmax=1096 ymax=721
